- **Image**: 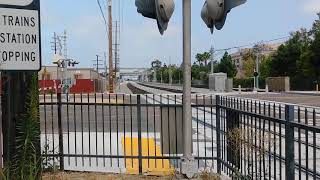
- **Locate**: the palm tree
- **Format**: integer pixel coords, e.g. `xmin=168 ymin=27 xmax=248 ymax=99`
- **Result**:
xmin=202 ymin=52 xmax=211 ymax=66
xmin=196 ymin=52 xmax=211 ymax=66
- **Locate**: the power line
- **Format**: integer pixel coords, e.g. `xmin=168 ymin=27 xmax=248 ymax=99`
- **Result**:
xmin=97 ymin=0 xmax=108 ymax=35
xmin=214 ymin=35 xmax=290 ymax=52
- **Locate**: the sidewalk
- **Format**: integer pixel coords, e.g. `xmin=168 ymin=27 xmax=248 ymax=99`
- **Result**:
xmin=287 ymin=91 xmax=320 ymax=96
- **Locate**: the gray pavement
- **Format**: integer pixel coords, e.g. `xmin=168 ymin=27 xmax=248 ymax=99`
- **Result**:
xmin=115 ymin=82 xmax=133 ymax=94
xmin=233 ymin=92 xmax=320 ymax=107
xmin=139 ymin=82 xmax=216 ymax=94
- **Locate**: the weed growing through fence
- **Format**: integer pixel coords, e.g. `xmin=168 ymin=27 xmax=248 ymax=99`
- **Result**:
xmin=227 ymin=127 xmax=276 ymax=179
xmin=1 ymin=74 xmax=42 ymax=180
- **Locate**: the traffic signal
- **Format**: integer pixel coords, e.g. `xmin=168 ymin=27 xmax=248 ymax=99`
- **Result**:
xmin=201 ymin=0 xmax=246 ymax=33
xmin=135 ymin=0 xmax=175 ymax=35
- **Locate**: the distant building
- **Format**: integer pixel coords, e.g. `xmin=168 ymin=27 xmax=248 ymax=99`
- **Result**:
xmin=38 ymin=66 xmax=106 ymax=93
xmin=230 ymin=43 xmax=282 ymax=78
xmin=230 ymin=48 xmax=251 ymax=78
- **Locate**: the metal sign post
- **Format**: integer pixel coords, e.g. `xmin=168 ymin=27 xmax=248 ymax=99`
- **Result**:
xmin=181 ymin=0 xmax=197 ymax=178
xmin=0 ymin=0 xmax=41 ymax=176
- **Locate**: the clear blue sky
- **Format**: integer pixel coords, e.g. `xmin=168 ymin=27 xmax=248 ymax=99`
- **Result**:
xmin=40 ymin=0 xmax=320 ymax=68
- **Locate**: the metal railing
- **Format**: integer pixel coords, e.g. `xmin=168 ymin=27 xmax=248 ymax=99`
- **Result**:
xmin=216 ymin=96 xmax=320 ymax=179
xmin=40 ymin=93 xmax=217 ymax=175
xmin=39 ymin=93 xmax=320 ymax=179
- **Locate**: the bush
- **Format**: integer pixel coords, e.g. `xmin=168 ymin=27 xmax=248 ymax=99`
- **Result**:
xmin=234 ymin=78 xmax=253 ymax=89
xmin=234 ymin=78 xmax=266 ymax=89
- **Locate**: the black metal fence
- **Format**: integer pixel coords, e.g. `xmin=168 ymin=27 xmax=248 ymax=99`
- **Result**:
xmin=39 ymin=93 xmax=320 ymax=179
xmin=217 ymin=96 xmax=320 ymax=179
xmin=40 ymin=93 xmax=217 ymax=175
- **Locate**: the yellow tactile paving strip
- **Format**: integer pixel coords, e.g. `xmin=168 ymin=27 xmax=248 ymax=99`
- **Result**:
xmin=122 ymin=137 xmax=175 ymax=175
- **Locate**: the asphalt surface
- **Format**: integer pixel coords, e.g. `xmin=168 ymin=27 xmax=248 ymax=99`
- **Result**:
xmin=40 ymin=96 xmax=163 ymax=133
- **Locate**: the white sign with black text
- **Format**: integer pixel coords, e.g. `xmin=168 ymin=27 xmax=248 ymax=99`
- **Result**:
xmin=0 ymin=8 xmax=40 ymax=70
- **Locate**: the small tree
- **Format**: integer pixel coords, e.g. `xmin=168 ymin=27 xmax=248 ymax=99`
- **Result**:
xmin=216 ymin=52 xmax=237 ymax=78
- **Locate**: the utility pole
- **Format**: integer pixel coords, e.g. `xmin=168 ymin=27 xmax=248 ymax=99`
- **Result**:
xmin=93 ymin=55 xmax=104 ymax=73
xmin=210 ymin=46 xmax=214 ymax=74
xmin=108 ymin=0 xmax=114 ymax=93
xmin=254 ymin=43 xmax=262 ymax=91
xmin=114 ymin=21 xmax=118 ymax=74
xmin=169 ymin=56 xmax=172 ymax=84
xmin=60 ymin=30 xmax=69 ymax=94
xmin=104 ymin=52 xmax=107 ymax=77
xmin=114 ymin=20 xmax=120 ymax=87
xmin=255 ymin=53 xmax=260 ymax=90
xmin=63 ymin=30 xmax=68 ymax=59
xmin=51 ymin=33 xmax=57 ymax=54
xmin=181 ymin=0 xmax=197 ymax=178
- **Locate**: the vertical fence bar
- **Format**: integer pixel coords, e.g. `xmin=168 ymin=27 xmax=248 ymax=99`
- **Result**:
xmin=167 ymin=95 xmax=170 ymax=161
xmin=87 ymin=94 xmax=91 ymax=166
xmin=80 ymin=94 xmax=84 ymax=166
xmin=312 ymin=109 xmax=316 ymax=180
xmin=108 ymin=94 xmax=112 ymax=167
xmin=102 ymin=94 xmax=105 ymax=167
xmin=50 ymin=94 xmax=55 ymax=163
xmin=305 ymin=108 xmax=309 ymax=180
xmin=57 ymin=93 xmax=64 ymax=170
xmin=174 ymin=95 xmax=178 ymax=168
xmin=153 ymin=94 xmax=157 ymax=169
xmin=210 ymin=95 xmax=214 ymax=169
xmin=123 ymin=94 xmax=126 ymax=169
xmin=285 ymin=105 xmax=295 ymax=180
xmin=43 ymin=94 xmax=48 ymax=165
xmin=116 ymin=95 xmax=119 ymax=167
xmin=137 ymin=95 xmax=143 ymax=174
xmin=67 ymin=93 xmax=70 ymax=166
xmin=94 ymin=93 xmax=98 ymax=166
xmin=216 ymin=95 xmax=221 ymax=174
xmin=196 ymin=95 xmax=199 ymax=167
xmin=73 ymin=93 xmax=77 ymax=166
xmin=146 ymin=95 xmax=150 ymax=169
xmin=130 ymin=95 xmax=133 ymax=168
xmin=298 ymin=107 xmax=301 ymax=179
xmin=160 ymin=95 xmax=164 ymax=168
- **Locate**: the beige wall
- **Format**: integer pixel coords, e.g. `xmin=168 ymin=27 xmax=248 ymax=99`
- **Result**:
xmin=266 ymin=77 xmax=290 ymax=92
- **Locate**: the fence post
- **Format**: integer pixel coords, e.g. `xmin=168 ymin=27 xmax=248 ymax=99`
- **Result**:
xmin=285 ymin=105 xmax=295 ymax=180
xmin=216 ymin=95 xmax=221 ymax=174
xmin=57 ymin=93 xmax=64 ymax=170
xmin=137 ymin=95 xmax=143 ymax=174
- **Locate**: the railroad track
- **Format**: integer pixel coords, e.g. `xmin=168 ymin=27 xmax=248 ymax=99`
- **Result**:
xmin=127 ymin=82 xmax=320 ymax=152
xmin=127 ymin=83 xmax=149 ymax=94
